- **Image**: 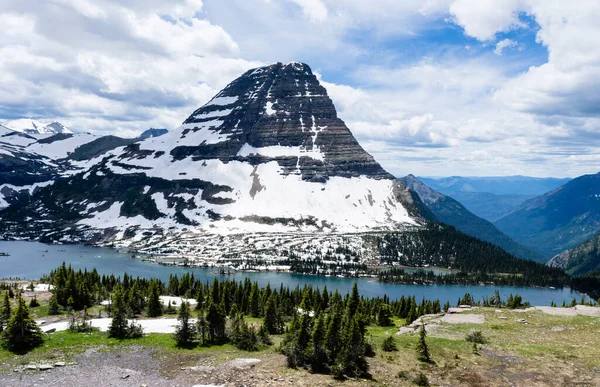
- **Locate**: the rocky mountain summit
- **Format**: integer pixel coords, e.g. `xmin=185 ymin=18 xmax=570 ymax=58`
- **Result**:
xmin=0 ymin=62 xmax=428 ymax=267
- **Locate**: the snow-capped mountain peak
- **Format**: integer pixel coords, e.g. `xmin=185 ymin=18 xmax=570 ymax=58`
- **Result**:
xmin=0 ymin=62 xmax=427 ymax=257
xmin=3 ymin=119 xmax=73 ymax=135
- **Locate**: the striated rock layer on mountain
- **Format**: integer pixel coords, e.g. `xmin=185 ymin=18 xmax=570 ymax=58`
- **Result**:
xmin=0 ymin=63 xmax=429 ymax=263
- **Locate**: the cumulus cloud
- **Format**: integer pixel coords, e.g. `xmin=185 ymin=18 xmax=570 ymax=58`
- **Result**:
xmin=0 ymin=0 xmax=257 ymax=136
xmin=449 ymin=0 xmax=527 ymax=41
xmin=0 ymin=0 xmax=598 ymax=176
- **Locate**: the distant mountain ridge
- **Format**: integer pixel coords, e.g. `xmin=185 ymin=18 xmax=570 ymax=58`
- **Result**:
xmin=3 ymin=119 xmax=73 ymax=135
xmin=419 ymin=176 xmax=571 ymax=222
xmin=495 ymin=172 xmax=600 ymax=258
xmin=419 ymin=175 xmax=571 ymax=196
xmin=399 ymin=175 xmax=546 ymax=262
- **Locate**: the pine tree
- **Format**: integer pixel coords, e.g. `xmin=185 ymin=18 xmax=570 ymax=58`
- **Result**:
xmin=263 ymin=294 xmax=283 ymax=334
xmin=206 ymin=301 xmax=226 ymax=343
xmin=108 ymin=286 xmax=129 ymax=339
xmin=336 ymin=314 xmax=369 ymax=378
xmin=325 ymin=306 xmax=343 ymax=362
xmin=310 ymin=313 xmax=328 ymax=373
xmin=147 ymin=281 xmax=163 ymax=317
xmin=48 ymin=293 xmax=60 ymax=315
xmin=1 ymin=297 xmax=44 ymax=352
xmin=196 ymin=309 xmax=208 ymax=346
xmin=257 ymin=323 xmax=272 ymax=345
xmin=248 ymin=282 xmax=260 ymax=317
xmin=0 ymin=292 xmax=11 ymax=332
xmin=377 ymin=304 xmax=394 ymax=326
xmin=382 ymin=335 xmax=398 ymax=352
xmin=416 ymin=321 xmax=431 ymax=363
xmin=195 ymin=285 xmax=204 ymax=310
xmin=29 ymin=296 xmax=40 ymax=308
xmin=347 ymin=282 xmax=360 ymax=318
xmin=174 ymin=301 xmax=195 ymax=346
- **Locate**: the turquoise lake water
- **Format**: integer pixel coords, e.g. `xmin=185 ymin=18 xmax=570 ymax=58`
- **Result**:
xmin=0 ymin=241 xmax=589 ymax=306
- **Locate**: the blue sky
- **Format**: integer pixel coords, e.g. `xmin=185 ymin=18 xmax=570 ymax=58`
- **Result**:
xmin=0 ymin=0 xmax=599 ymax=178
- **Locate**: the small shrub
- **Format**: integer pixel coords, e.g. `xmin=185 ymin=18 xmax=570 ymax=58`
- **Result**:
xmin=414 ymin=373 xmax=430 ymax=386
xmin=465 ymin=330 xmax=487 ymax=344
xmin=127 ymin=321 xmax=144 ymax=338
xmin=397 ymin=370 xmax=411 ymax=380
xmin=365 ymin=341 xmax=376 ymax=357
xmin=382 ymin=335 xmax=398 ymax=352
xmin=28 ymin=297 xmax=40 ymax=308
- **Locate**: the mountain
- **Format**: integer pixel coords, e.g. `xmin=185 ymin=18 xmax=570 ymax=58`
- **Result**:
xmin=0 ymin=62 xmax=427 ymax=261
xmin=399 ymin=175 xmax=545 ymax=262
xmin=419 ymin=176 xmax=571 ymax=196
xmin=0 ymin=128 xmax=61 ymax=208
xmin=445 ymin=192 xmax=535 ymax=222
xmin=419 ymin=176 xmax=571 ymax=222
xmin=495 ymin=172 xmax=600 ymax=258
xmin=3 ymin=119 xmax=73 ymax=135
xmin=139 ymin=128 xmax=168 ymax=139
xmin=548 ymin=233 xmax=600 ymax=275
xmin=0 ymin=129 xmax=130 ymax=208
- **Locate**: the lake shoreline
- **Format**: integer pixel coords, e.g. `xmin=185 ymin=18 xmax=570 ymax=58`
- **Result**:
xmin=0 ymin=240 xmax=591 ymax=306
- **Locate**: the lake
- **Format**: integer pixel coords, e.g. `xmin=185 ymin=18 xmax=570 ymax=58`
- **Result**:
xmin=0 ymin=241 xmax=590 ymax=306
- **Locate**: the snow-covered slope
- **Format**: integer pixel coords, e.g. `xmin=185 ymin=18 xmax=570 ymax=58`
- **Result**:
xmin=3 ymin=119 xmax=73 ymax=135
xmin=0 ymin=130 xmax=114 ymax=208
xmin=0 ymin=62 xmax=427 ymax=261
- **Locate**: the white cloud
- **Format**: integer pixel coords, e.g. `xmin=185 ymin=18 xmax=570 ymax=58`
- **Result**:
xmin=0 ymin=1 xmax=258 ymax=136
xmin=290 ymin=0 xmax=328 ymax=23
xmin=449 ymin=0 xmax=527 ymax=41
xmin=0 ymin=0 xmax=599 ymax=177
xmin=494 ymin=39 xmax=518 ymax=55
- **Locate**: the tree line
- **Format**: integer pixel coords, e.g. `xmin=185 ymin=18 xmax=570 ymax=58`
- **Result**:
xmin=371 ymin=225 xmax=572 ymax=288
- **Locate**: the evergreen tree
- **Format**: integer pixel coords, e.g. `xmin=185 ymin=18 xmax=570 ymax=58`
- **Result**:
xmin=29 ymin=296 xmax=40 ymax=308
xmin=310 ymin=313 xmax=328 ymax=373
xmin=248 ymin=282 xmax=260 ymax=317
xmin=147 ymin=281 xmax=163 ymax=317
xmin=206 ymin=301 xmax=226 ymax=343
xmin=347 ymin=282 xmax=360 ymax=318
xmin=263 ymin=294 xmax=283 ymax=334
xmin=48 ymin=293 xmax=60 ymax=315
xmin=325 ymin=306 xmax=343 ymax=362
xmin=382 ymin=335 xmax=397 ymax=352
xmin=0 ymin=292 xmax=11 ymax=332
xmin=195 ymin=285 xmax=204 ymax=310
xmin=257 ymin=323 xmax=272 ymax=345
xmin=1 ymin=297 xmax=44 ymax=352
xmin=196 ymin=309 xmax=208 ymax=346
xmin=416 ymin=321 xmax=431 ymax=363
xmin=336 ymin=314 xmax=369 ymax=378
xmin=174 ymin=301 xmax=195 ymax=346
xmin=377 ymin=304 xmax=394 ymax=326
xmin=108 ymin=286 xmax=129 ymax=339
